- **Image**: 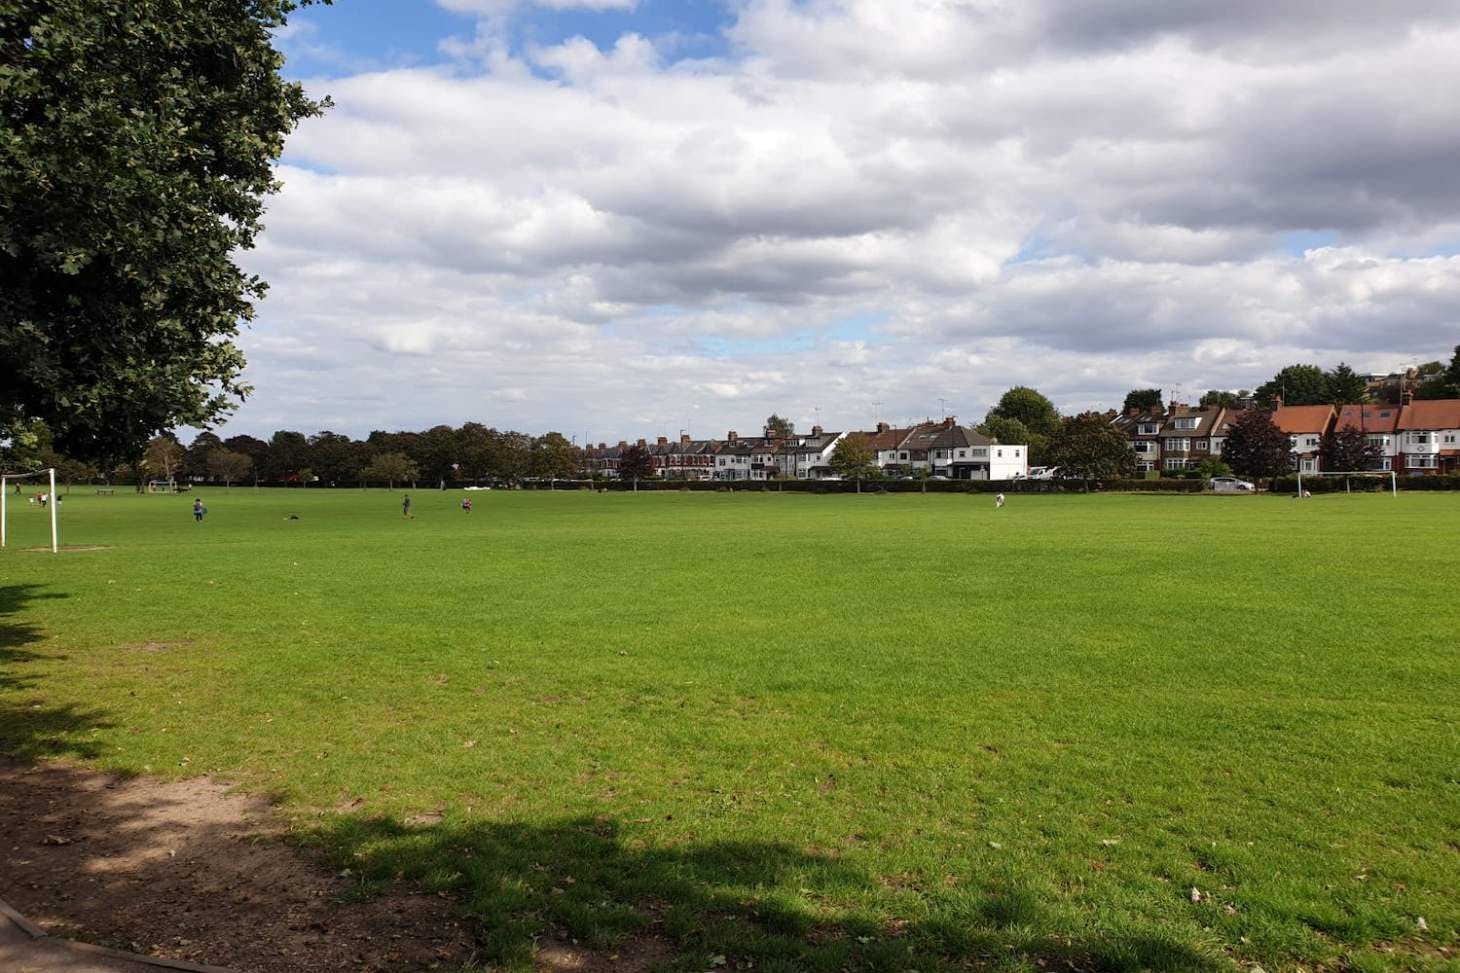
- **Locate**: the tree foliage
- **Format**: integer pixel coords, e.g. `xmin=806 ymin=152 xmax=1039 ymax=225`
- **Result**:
xmin=1321 ymin=425 xmax=1382 ymax=472
xmin=1324 ymin=362 xmax=1369 ymax=404
xmin=1047 ymin=412 xmax=1135 ymax=486
xmin=1221 ymin=410 xmax=1293 ymax=479
xmin=618 ymin=443 xmax=654 ymax=481
xmin=1255 ymin=365 xmax=1332 ymax=408
xmin=827 ymin=434 xmax=877 ymax=480
xmin=530 ymin=431 xmax=580 ymax=479
xmin=206 ymin=448 xmax=253 ymax=487
xmin=764 ymin=414 xmax=795 ymax=437
xmin=1200 ymin=389 xmax=1245 ymax=408
xmin=1122 ymin=389 xmax=1163 ymax=414
xmin=987 ymin=387 xmax=1061 ymax=438
xmin=141 ymin=435 xmax=183 ymax=480
xmin=0 ymin=0 xmax=332 ymax=462
xmin=362 ymin=452 xmax=419 ymax=489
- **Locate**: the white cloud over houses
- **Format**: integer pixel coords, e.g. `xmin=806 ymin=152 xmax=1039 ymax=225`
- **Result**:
xmin=235 ymin=0 xmax=1460 ymax=440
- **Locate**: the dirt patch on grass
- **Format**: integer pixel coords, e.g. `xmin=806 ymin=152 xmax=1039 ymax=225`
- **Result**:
xmin=0 ymin=761 xmax=477 ymax=972
xmin=535 ymin=934 xmax=673 ymax=972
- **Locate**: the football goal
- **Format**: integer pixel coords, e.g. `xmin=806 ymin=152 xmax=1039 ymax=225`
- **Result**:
xmin=1 ymin=468 xmax=59 ymax=553
xmin=1295 ymin=469 xmax=1398 ymax=498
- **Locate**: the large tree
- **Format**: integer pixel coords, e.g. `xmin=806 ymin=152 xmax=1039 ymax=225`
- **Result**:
xmin=140 ymin=434 xmax=183 ymax=481
xmin=987 ymin=386 xmax=1061 ymax=438
xmin=1322 ymin=425 xmax=1381 ymax=472
xmin=362 ymin=452 xmax=419 ymax=490
xmin=618 ymin=444 xmax=654 ymax=481
xmin=531 ymin=432 xmax=580 ymax=480
xmin=206 ymin=448 xmax=254 ymax=488
xmin=0 ymin=0 xmax=331 ymax=463
xmin=1221 ymin=410 xmax=1293 ymax=479
xmin=827 ymin=434 xmax=877 ymax=481
xmin=1047 ymin=412 xmax=1136 ymax=488
xmin=1325 ymin=362 xmax=1369 ymax=404
xmin=1121 ymin=389 xmax=1163 ymax=415
xmin=1255 ymin=365 xmax=1329 ymax=408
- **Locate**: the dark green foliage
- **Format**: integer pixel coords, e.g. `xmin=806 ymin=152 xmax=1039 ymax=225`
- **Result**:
xmin=0 ymin=0 xmax=332 ymax=462
xmin=530 ymin=431 xmax=580 ymax=479
xmin=765 ymin=414 xmax=794 ymax=437
xmin=1196 ymin=457 xmax=1233 ymax=480
xmin=987 ymin=386 xmax=1061 ymax=438
xmin=1321 ymin=424 xmax=1381 ymax=472
xmin=1122 ymin=389 xmax=1163 ymax=414
xmin=1255 ymin=365 xmax=1329 ymax=407
xmin=1324 ymin=362 xmax=1369 ymax=404
xmin=360 ymin=451 xmax=418 ymax=489
xmin=1221 ymin=410 xmax=1292 ymax=478
xmin=1199 ymin=390 xmax=1245 ymax=408
xmin=617 ymin=443 xmax=654 ymax=481
xmin=1047 ymin=411 xmax=1136 ymax=486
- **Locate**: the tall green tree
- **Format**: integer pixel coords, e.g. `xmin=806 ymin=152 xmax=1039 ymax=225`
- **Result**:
xmin=827 ymin=434 xmax=877 ymax=481
xmin=977 ymin=415 xmax=1033 ymax=447
xmin=1047 ymin=412 xmax=1136 ymax=489
xmin=1221 ymin=410 xmax=1293 ymax=479
xmin=1255 ymin=365 xmax=1329 ymax=408
xmin=1325 ymin=362 xmax=1369 ymax=404
xmin=987 ymin=387 xmax=1061 ymax=438
xmin=362 ymin=452 xmax=418 ymax=490
xmin=1 ymin=0 xmax=333 ymax=462
xmin=531 ymin=432 xmax=580 ymax=479
xmin=1121 ymin=389 xmax=1163 ymax=414
xmin=1446 ymin=345 xmax=1460 ymax=396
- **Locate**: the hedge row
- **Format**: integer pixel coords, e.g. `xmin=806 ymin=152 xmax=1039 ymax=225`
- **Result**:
xmin=1270 ymin=474 xmax=1460 ymax=493
xmin=523 ymin=478 xmax=1208 ymax=494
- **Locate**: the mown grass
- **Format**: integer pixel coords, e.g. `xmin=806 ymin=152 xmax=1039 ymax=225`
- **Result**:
xmin=2 ymin=488 xmax=1457 ymax=971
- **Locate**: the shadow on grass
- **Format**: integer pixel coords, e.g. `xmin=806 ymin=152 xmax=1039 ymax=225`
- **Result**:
xmin=0 ymin=583 xmax=110 ymax=761
xmin=310 ymin=812 xmax=1225 ymax=973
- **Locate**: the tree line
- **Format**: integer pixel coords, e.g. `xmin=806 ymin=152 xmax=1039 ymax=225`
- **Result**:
xmin=2 ymin=423 xmax=585 ymax=489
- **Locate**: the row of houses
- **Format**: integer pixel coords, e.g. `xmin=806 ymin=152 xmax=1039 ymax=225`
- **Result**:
xmin=583 ymin=419 xmax=1030 ymax=481
xmin=1114 ymin=395 xmax=1460 ymax=476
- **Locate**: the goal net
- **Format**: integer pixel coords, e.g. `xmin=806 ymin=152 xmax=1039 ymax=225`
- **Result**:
xmin=1295 ymin=469 xmax=1398 ymax=498
xmin=1 ymin=468 xmax=59 ymax=553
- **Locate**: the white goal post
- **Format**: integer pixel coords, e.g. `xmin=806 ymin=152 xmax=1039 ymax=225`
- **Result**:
xmin=1295 ymin=469 xmax=1398 ymax=498
xmin=1 ymin=467 xmax=59 ymax=553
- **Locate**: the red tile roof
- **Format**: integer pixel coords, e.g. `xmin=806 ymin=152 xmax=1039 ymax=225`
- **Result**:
xmin=1272 ymin=405 xmax=1335 ymax=434
xmin=1335 ymin=404 xmax=1400 ymax=433
xmin=1398 ymin=399 xmax=1460 ymax=431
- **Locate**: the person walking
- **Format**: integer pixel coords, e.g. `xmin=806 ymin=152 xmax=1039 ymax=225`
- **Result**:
xmin=402 ymin=494 xmax=413 ymax=519
xmin=193 ymin=498 xmax=206 ymax=522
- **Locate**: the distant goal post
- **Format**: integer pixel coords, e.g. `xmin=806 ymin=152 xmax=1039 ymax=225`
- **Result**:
xmin=1 ymin=467 xmax=59 ymax=553
xmin=1295 ymin=469 xmax=1398 ymax=498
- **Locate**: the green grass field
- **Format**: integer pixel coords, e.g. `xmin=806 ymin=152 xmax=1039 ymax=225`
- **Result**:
xmin=2 ymin=488 xmax=1457 ymax=972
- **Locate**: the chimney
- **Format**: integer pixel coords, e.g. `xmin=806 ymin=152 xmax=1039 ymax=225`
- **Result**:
xmin=943 ymin=416 xmax=956 ymax=429
xmin=1127 ymin=406 xmax=1141 ymax=418
xmin=812 ymin=424 xmax=823 ymax=436
xmin=876 ymin=421 xmax=890 ymax=433
xmin=618 ymin=440 xmax=628 ymax=448
xmin=636 ymin=438 xmax=646 ymax=448
xmin=1401 ymin=389 xmax=1415 ymax=406
xmin=680 ymin=433 xmax=691 ymax=445
xmin=657 ymin=436 xmax=668 ymax=446
xmin=728 ymin=430 xmax=738 ymax=442
xmin=1273 ymin=395 xmax=1284 ymax=409
xmin=1170 ymin=401 xmax=1189 ymax=416
xmin=598 ymin=443 xmax=606 ymax=450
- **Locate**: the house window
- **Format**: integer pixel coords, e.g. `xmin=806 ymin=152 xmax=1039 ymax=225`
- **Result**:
xmin=1164 ymin=458 xmax=1185 ymax=470
xmin=1305 ymin=437 xmax=1319 ymax=448
xmin=1138 ymin=423 xmax=1160 ymax=435
xmin=1446 ymin=434 xmax=1458 ymax=444
xmin=1173 ymin=417 xmax=1199 ymax=430
xmin=1195 ymin=440 xmax=1208 ymax=451
xmin=900 ymin=452 xmax=908 ymax=460
xmin=1167 ymin=438 xmax=1189 ymax=452
xmin=1301 ymin=458 xmax=1317 ymax=472
xmin=997 ymin=449 xmax=1003 ymax=458
xmin=1367 ymin=435 xmax=1389 ymax=448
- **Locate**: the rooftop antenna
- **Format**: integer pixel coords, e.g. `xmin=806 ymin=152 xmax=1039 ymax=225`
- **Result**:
xmin=872 ymin=400 xmax=884 ymax=424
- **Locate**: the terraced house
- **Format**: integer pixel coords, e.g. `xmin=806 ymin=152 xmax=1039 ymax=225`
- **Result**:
xmin=1115 ymin=402 xmax=1232 ymax=473
xmin=1396 ymin=399 xmax=1460 ymax=475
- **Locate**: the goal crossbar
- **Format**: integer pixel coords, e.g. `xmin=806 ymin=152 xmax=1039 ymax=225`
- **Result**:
xmin=1296 ymin=469 xmax=1398 ymax=498
xmin=1 ymin=468 xmax=59 ymax=553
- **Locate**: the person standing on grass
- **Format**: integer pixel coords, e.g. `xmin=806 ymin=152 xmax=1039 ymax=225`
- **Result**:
xmin=402 ymin=493 xmax=413 ymax=519
xmin=193 ymin=498 xmax=206 ymax=522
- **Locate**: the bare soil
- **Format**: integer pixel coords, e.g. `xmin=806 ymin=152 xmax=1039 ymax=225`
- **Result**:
xmin=0 ymin=761 xmax=478 ymax=972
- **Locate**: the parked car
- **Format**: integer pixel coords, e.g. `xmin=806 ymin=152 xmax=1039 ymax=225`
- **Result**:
xmin=1210 ymin=476 xmax=1256 ymax=493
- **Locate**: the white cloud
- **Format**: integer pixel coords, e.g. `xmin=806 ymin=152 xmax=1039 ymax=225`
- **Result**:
xmin=229 ymin=2 xmax=1460 ymax=439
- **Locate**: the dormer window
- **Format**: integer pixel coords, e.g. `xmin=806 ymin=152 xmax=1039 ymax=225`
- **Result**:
xmin=1173 ymin=417 xmax=1200 ymax=430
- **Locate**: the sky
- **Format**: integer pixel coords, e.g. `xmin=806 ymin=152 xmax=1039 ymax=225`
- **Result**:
xmin=226 ymin=0 xmax=1460 ymax=442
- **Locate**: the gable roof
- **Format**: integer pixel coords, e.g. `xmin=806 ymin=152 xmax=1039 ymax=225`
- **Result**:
xmin=1158 ymin=408 xmax=1223 ymax=438
xmin=1336 ymin=404 xmax=1401 ymax=433
xmin=1398 ymin=399 xmax=1460 ymax=431
xmin=1272 ymin=405 xmax=1336 ymax=434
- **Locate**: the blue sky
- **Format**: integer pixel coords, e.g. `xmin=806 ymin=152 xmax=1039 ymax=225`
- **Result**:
xmin=281 ymin=0 xmax=732 ymax=77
